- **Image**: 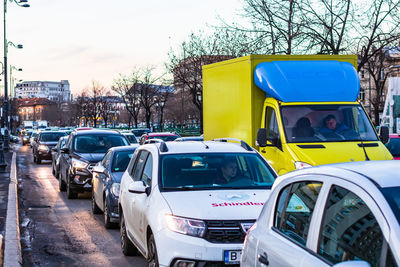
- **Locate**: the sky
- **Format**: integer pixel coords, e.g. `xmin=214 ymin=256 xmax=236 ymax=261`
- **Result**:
xmin=6 ymin=0 xmax=242 ymax=96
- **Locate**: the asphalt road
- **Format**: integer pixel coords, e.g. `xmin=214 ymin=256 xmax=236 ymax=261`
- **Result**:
xmin=16 ymin=144 xmax=147 ymax=266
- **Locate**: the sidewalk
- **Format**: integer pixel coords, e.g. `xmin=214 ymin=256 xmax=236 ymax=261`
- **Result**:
xmin=0 ymin=147 xmax=20 ymax=267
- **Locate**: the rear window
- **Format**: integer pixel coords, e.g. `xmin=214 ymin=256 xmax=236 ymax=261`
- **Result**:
xmin=149 ymin=135 xmax=178 ymax=142
xmin=40 ymin=132 xmax=67 ymax=142
xmin=73 ymin=134 xmax=128 ymax=153
xmin=112 ymin=150 xmax=135 ymax=172
xmin=160 ymin=153 xmax=276 ymax=191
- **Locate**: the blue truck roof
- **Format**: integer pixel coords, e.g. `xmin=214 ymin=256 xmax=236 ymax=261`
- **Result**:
xmin=254 ymin=60 xmax=360 ymax=102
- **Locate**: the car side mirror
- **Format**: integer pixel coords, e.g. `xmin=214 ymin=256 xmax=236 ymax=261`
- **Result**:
xmin=379 ymin=126 xmax=389 ymax=144
xmin=60 ymin=147 xmax=70 ymax=154
xmin=51 ymin=147 xmax=57 ymax=152
xmin=128 ymin=181 xmax=150 ymax=196
xmin=93 ymin=165 xmax=105 ymax=174
xmin=256 ymin=128 xmax=267 ymax=147
xmin=333 ymin=261 xmax=370 ymax=267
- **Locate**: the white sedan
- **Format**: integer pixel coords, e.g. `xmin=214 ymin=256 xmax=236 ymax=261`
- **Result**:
xmin=241 ymin=160 xmax=400 ymax=267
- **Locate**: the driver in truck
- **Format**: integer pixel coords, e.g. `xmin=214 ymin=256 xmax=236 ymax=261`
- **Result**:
xmin=320 ymin=114 xmax=349 ymax=137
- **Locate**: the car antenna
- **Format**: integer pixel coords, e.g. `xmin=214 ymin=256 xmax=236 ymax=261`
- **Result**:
xmin=201 ymin=141 xmax=209 ymax=149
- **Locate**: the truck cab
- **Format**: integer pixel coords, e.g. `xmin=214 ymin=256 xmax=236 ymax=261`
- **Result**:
xmin=203 ymin=55 xmax=393 ymax=175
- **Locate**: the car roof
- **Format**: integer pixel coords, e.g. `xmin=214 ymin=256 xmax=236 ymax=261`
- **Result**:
xmin=109 ymin=145 xmax=139 ymax=152
xmin=289 ymin=160 xmax=400 ymax=188
xmin=142 ymin=141 xmax=256 ymax=154
xmin=39 ymin=131 xmax=67 ymax=134
xmin=73 ymin=129 xmax=123 ymax=135
xmin=147 ymin=132 xmax=178 ymax=136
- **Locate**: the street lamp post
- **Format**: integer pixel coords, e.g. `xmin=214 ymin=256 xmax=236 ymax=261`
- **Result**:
xmin=3 ymin=0 xmax=29 ymax=150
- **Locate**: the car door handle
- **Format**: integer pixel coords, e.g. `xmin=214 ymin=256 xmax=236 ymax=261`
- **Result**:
xmin=258 ymin=251 xmax=269 ymax=266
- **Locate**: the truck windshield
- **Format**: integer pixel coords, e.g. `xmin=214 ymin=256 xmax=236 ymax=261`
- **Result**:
xmin=281 ymin=104 xmax=378 ymax=143
xmin=160 ymin=153 xmax=276 ymax=191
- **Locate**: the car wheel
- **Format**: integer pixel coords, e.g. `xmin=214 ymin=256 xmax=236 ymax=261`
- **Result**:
xmin=66 ymin=175 xmax=77 ymax=199
xmin=59 ymin=172 xmax=66 ymax=192
xmin=33 ymin=153 xmax=36 ymax=163
xmin=147 ymin=233 xmax=159 ymax=267
xmin=91 ymin=192 xmax=101 ymax=214
xmin=120 ymin=211 xmax=139 ymax=256
xmin=104 ymin=199 xmax=116 ymax=229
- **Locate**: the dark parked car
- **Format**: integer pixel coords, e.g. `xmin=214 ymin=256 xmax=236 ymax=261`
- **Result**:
xmin=51 ymin=136 xmax=69 ymax=179
xmin=131 ymin=128 xmax=150 ymax=139
xmin=92 ymin=145 xmax=138 ymax=228
xmin=32 ymin=131 xmax=68 ymax=164
xmin=121 ymin=132 xmax=138 ymax=144
xmin=58 ymin=129 xmax=129 ymax=199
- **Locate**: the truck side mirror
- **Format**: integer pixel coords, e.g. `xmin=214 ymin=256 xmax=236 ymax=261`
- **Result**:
xmin=256 ymin=128 xmax=267 ymax=147
xmin=379 ymin=126 xmax=389 ymax=144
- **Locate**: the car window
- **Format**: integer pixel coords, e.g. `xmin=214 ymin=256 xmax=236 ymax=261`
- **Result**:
xmin=73 ymin=134 xmax=128 ymax=153
xmin=274 ymin=181 xmax=323 ymax=246
xmin=265 ymin=106 xmax=280 ymax=144
xmin=101 ymin=151 xmax=112 ymax=168
xmin=131 ymin=151 xmax=149 ymax=181
xmin=111 ymin=150 xmax=135 ymax=172
xmin=39 ymin=132 xmax=67 ymax=142
xmin=318 ymin=185 xmax=384 ymax=267
xmin=60 ymin=139 xmax=67 ymax=149
xmin=160 ymin=153 xmax=276 ymax=190
xmin=140 ymin=154 xmax=153 ymax=186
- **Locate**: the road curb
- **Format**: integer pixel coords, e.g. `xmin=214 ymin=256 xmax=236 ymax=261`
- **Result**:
xmin=3 ymin=152 xmax=21 ymax=267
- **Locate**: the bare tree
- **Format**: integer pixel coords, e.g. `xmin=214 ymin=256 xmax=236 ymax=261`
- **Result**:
xmin=98 ymin=90 xmax=115 ymax=127
xmin=356 ymin=0 xmax=400 ymax=71
xmin=136 ymin=67 xmax=164 ymax=129
xmin=301 ymin=0 xmax=354 ymax=54
xmin=112 ymin=73 xmax=141 ymax=128
xmin=166 ymin=31 xmax=238 ymax=132
xmin=85 ymin=81 xmax=106 ymax=128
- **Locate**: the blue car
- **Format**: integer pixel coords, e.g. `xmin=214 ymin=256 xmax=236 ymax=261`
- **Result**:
xmin=91 ymin=145 xmax=139 ymax=228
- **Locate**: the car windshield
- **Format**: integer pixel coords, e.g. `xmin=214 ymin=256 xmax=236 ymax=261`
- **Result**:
xmin=73 ymin=135 xmax=129 ymax=153
xmin=281 ymin=104 xmax=378 ymax=143
xmin=160 ymin=153 xmax=276 ymax=191
xmin=31 ymin=132 xmax=38 ymax=138
xmin=40 ymin=132 xmax=67 ymax=142
xmin=385 ymin=138 xmax=400 ymax=157
xmin=111 ymin=150 xmax=135 ymax=172
xmin=149 ymin=135 xmax=178 ymax=142
xmin=380 ymin=187 xmax=400 ymax=223
xmin=124 ymin=134 xmax=138 ymax=144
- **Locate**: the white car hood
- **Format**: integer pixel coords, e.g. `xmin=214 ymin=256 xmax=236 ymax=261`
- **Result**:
xmin=161 ymin=189 xmax=270 ymax=220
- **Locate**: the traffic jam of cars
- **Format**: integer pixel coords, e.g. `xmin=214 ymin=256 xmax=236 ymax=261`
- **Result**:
xmin=18 ymin=56 xmax=400 ymax=267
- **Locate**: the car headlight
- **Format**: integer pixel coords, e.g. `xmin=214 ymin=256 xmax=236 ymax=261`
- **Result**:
xmin=72 ymin=158 xmax=89 ymax=169
xmin=38 ymin=145 xmax=49 ymax=151
xmin=294 ymin=161 xmax=312 ymax=170
xmin=111 ymin=183 xmax=120 ymax=197
xmin=165 ymin=215 xmax=206 ymax=237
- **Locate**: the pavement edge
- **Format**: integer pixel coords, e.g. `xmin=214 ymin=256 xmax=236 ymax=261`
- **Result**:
xmin=3 ymin=152 xmax=21 ymax=267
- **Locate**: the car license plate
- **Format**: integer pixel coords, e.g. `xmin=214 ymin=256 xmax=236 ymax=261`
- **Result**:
xmin=224 ymin=250 xmax=241 ymax=264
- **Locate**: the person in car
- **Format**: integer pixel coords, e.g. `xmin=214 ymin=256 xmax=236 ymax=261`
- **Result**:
xmin=319 ymin=114 xmax=350 ymax=138
xmin=215 ymin=157 xmax=243 ymax=184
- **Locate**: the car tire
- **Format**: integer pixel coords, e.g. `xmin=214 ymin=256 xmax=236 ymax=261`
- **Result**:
xmin=147 ymin=233 xmax=159 ymax=267
xmin=91 ymin=192 xmax=101 ymax=214
xmin=59 ymin=172 xmax=66 ymax=192
xmin=104 ymin=199 xmax=116 ymax=229
xmin=66 ymin=175 xmax=77 ymax=199
xmin=36 ymin=154 xmax=41 ymax=164
xmin=120 ymin=212 xmax=139 ymax=256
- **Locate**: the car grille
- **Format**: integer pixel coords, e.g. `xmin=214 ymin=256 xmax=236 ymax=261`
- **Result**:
xmin=203 ymin=220 xmax=255 ymax=244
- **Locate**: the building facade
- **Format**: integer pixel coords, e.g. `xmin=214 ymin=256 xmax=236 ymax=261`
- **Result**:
xmin=14 ymin=80 xmax=71 ymax=102
xmin=16 ymin=98 xmax=55 ymax=121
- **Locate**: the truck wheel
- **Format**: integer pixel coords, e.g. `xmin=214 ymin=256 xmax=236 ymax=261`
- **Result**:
xmin=120 ymin=212 xmax=139 ymax=256
xmin=91 ymin=192 xmax=101 ymax=214
xmin=66 ymin=176 xmax=77 ymax=199
xmin=147 ymin=233 xmax=159 ymax=267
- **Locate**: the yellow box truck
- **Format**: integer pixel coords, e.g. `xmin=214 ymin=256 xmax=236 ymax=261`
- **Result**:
xmin=203 ymin=55 xmax=392 ymax=175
